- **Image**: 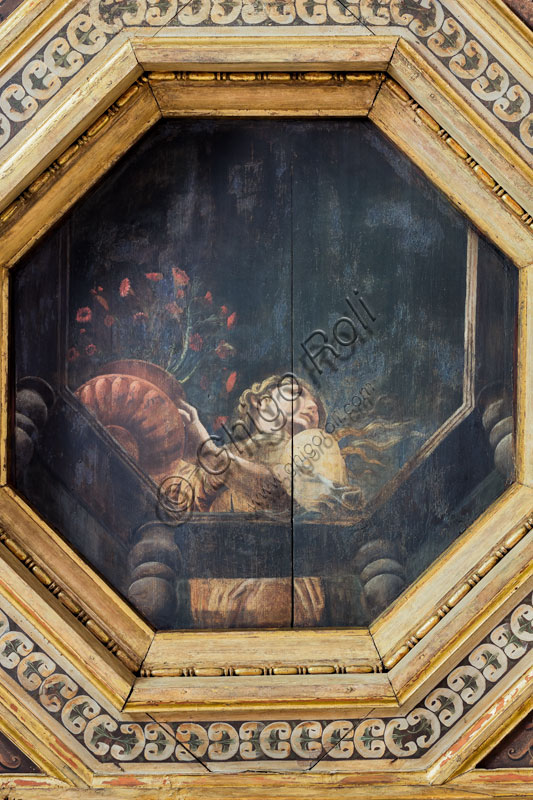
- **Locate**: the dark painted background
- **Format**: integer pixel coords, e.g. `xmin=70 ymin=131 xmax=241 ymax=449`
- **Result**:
xmin=11 ymin=118 xmax=517 ymax=628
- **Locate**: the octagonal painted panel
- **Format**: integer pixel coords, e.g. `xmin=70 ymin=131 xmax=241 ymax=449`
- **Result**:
xmin=9 ymin=117 xmax=517 ymax=629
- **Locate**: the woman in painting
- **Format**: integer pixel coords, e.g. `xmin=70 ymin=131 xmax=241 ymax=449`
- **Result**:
xmin=77 ymin=355 xmax=409 ymax=628
xmin=164 ymin=374 xmax=337 ymax=626
xmin=162 ymin=373 xmax=379 ymax=628
xmin=170 ymin=373 xmax=355 ymax=519
xmin=77 ymin=360 xmax=408 ymax=627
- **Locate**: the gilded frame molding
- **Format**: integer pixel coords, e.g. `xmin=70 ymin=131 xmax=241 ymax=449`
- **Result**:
xmin=0 ymin=0 xmax=532 ymax=794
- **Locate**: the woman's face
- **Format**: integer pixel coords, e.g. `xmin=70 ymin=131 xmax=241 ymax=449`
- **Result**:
xmin=252 ymin=380 xmax=320 ymax=435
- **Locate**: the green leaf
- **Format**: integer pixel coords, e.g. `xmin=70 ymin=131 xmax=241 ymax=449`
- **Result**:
xmin=397 ymin=0 xmax=436 ymax=28
xmin=268 ymin=729 xmax=282 ymax=750
xmin=518 ymin=614 xmax=533 ymax=635
xmin=23 ymin=658 xmax=44 ymax=679
xmin=481 ymin=650 xmax=501 ymax=671
xmin=503 ymin=96 xmax=525 ymax=117
xmin=154 ymin=730 xmax=168 ymax=754
xmin=329 ymin=728 xmax=343 ymax=747
xmin=75 ymin=25 xmax=97 ymax=46
xmin=187 ymin=732 xmax=202 ymax=752
xmin=29 ymin=72 xmax=49 ymax=91
xmin=501 ymin=628 xmax=522 ymax=649
xmin=392 ymin=726 xmax=407 ymax=746
xmin=7 ymin=95 xmax=25 ymax=115
xmin=219 ymin=730 xmax=232 ymax=753
xmin=438 ymin=27 xmax=460 ymax=50
xmin=43 ymin=680 xmax=66 ymax=700
xmin=298 ymin=728 xmax=314 ymax=751
xmin=2 ymin=638 xmax=23 ymax=658
xmin=409 ymin=717 xmax=432 ymax=738
xmin=70 ymin=701 xmax=90 ymax=722
xmin=91 ymin=723 xmax=110 ymax=746
xmin=368 ymin=0 xmax=384 ymax=15
xmin=361 ymin=726 xmax=379 ymax=750
xmin=118 ymin=733 xmax=139 ymax=756
xmin=461 ymin=674 xmax=478 ymax=693
xmin=435 ymin=694 xmax=455 ymax=714
xmin=53 ymin=50 xmax=72 ymax=68
xmin=483 ymin=72 xmax=504 ymax=95
xmin=461 ymin=50 xmax=481 ymax=72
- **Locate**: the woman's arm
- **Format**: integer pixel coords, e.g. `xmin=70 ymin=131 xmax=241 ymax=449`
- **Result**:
xmin=176 ymin=398 xmax=290 ymax=511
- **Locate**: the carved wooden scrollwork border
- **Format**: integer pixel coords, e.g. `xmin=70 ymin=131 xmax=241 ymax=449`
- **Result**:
xmin=0 ymin=72 xmax=531 ymax=239
xmin=1 ymin=577 xmax=533 ymax=771
xmin=0 ymin=0 xmax=532 ymax=160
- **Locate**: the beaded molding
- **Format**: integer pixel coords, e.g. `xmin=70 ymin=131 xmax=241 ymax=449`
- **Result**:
xmin=0 ymin=0 xmax=531 ymax=158
xmin=1 ymin=587 xmax=533 ymax=765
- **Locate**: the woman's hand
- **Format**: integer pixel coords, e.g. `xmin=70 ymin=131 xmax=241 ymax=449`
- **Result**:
xmin=176 ymin=397 xmax=201 ymax=428
xmin=175 ymin=398 xmax=292 ymax=512
xmin=175 ymin=397 xmax=214 ymax=462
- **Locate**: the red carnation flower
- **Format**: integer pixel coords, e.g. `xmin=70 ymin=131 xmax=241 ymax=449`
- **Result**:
xmin=215 ymin=341 xmax=235 ymax=359
xmin=104 ymin=315 xmax=114 ymax=327
xmin=220 ymin=305 xmax=229 ymax=316
xmin=214 ymin=415 xmax=228 ymax=430
xmin=85 ymin=344 xmax=97 ymax=356
xmin=226 ymin=371 xmax=237 ymax=393
xmin=189 ymin=333 xmax=203 ymax=351
xmin=165 ymin=302 xmax=183 ymax=318
xmin=172 ymin=267 xmax=190 ymax=288
xmin=119 ymin=278 xmax=133 ymax=297
xmin=227 ymin=312 xmax=237 ymax=329
xmin=133 ymin=311 xmax=148 ymax=322
xmin=204 ymin=291 xmax=213 ymax=304
xmin=176 ymin=289 xmax=185 ymax=299
xmin=76 ymin=307 xmax=92 ymax=323
xmin=67 ymin=347 xmax=79 ymax=362
xmin=79 ymin=328 xmax=86 ymax=335
xmin=145 ymin=272 xmax=163 ymax=281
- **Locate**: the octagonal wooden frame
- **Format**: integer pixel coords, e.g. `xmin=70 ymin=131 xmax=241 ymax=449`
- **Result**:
xmin=0 ymin=0 xmax=532 ymax=795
